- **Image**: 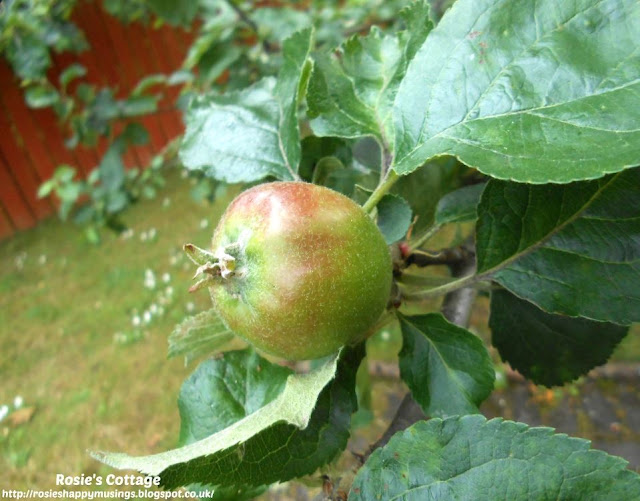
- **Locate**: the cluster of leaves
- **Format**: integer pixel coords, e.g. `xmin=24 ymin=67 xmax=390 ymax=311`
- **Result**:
xmin=1 ymin=0 xmax=434 ymax=241
xmin=92 ymin=0 xmax=640 ymax=498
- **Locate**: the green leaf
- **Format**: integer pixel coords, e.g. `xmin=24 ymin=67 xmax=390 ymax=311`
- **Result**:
xmin=37 ymin=180 xmax=57 ymax=199
xmin=251 ymin=8 xmax=311 ymax=42
xmin=91 ymin=345 xmax=364 ymax=489
xmin=398 ymin=313 xmax=494 ymax=417
xmin=180 ymin=29 xmax=313 ymax=183
xmin=7 ymin=35 xmax=51 ymax=80
xmin=351 ymin=415 xmax=640 ymax=500
xmin=311 ymin=156 xmax=346 ymax=186
xmin=98 ymin=145 xmax=126 ymax=192
xmin=132 ymin=74 xmax=167 ymax=96
xmin=178 ymin=349 xmax=291 ymax=447
xmin=120 ymin=122 xmax=150 ymax=146
xmin=435 ymin=183 xmax=485 ymax=225
xmin=146 ymin=0 xmax=199 ymax=26
xmin=179 ymin=351 xmax=279 ymax=501
xmin=475 ymin=167 xmax=640 ymax=324
xmin=392 ymin=156 xmax=464 ymax=234
xmin=168 ymin=309 xmax=235 ymax=364
xmin=59 ymin=63 xmax=87 ymax=90
xmin=490 ymin=289 xmax=629 ymax=387
xmin=299 ymin=136 xmax=354 ymax=182
xmin=377 ymin=194 xmax=412 ymax=244
xmin=393 ymin=0 xmax=640 ymax=183
xmin=121 ymin=95 xmax=158 ymax=116
xmin=24 ymin=85 xmax=59 ymax=108
xmin=307 ymin=1 xmax=433 ymax=145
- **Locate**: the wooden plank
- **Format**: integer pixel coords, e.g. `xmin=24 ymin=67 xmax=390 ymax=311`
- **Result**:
xmin=0 ymin=66 xmax=55 ymax=219
xmin=97 ymin=9 xmax=155 ymax=166
xmin=127 ymin=20 xmax=170 ymax=148
xmin=0 ymin=201 xmax=15 ymax=240
xmin=0 ymin=151 xmax=37 ymax=230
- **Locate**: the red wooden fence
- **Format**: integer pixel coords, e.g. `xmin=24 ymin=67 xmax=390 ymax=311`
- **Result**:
xmin=0 ymin=2 xmax=195 ymax=240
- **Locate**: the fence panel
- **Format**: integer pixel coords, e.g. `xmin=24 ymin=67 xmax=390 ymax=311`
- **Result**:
xmin=0 ymin=3 xmax=193 ymax=240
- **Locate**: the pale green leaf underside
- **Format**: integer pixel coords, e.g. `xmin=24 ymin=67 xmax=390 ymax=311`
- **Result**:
xmin=179 ymin=29 xmax=312 ymax=183
xmin=91 ymin=351 xmax=340 ymax=477
xmin=393 ymin=0 xmax=640 ymax=183
xmin=351 ymin=415 xmax=640 ymax=500
xmin=476 ymin=167 xmax=640 ymax=323
xmin=167 ymin=309 xmax=235 ymax=364
xmin=398 ymin=313 xmax=494 ymax=417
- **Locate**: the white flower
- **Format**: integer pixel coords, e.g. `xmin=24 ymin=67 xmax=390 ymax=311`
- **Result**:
xmin=200 ymin=219 xmax=209 ymax=229
xmin=162 ymin=273 xmax=171 ymax=283
xmin=0 ymin=405 xmax=8 ymax=422
xmin=148 ymin=228 xmax=157 ymax=240
xmin=132 ymin=315 xmax=141 ymax=327
xmin=38 ymin=255 xmax=47 ymax=265
xmin=165 ymin=286 xmax=174 ymax=296
xmin=150 ymin=304 xmax=158 ymax=314
xmin=13 ymin=396 xmax=23 ymax=409
xmin=143 ymin=311 xmax=152 ymax=324
xmin=143 ymin=269 xmax=156 ymax=290
xmin=186 ymin=302 xmax=195 ymax=313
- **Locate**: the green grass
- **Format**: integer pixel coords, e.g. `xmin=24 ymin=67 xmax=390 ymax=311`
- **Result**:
xmin=0 ymin=170 xmax=239 ymax=489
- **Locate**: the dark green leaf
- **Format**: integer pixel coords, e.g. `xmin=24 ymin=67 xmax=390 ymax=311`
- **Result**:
xmin=392 ymin=156 xmax=464 ymax=234
xmin=168 ymin=309 xmax=235 ymax=365
xmin=197 ymin=42 xmax=242 ymax=84
xmin=120 ymin=122 xmax=150 ymax=146
xmin=307 ymin=1 xmax=433 ymax=145
xmin=377 ymin=194 xmax=412 ymax=244
xmin=24 ymin=85 xmax=59 ymax=108
xmin=476 ymin=167 xmax=640 ymax=324
xmin=351 ymin=415 xmax=640 ymax=500
xmin=311 ymin=156 xmax=345 ymax=185
xmin=180 ymin=29 xmax=313 ymax=183
xmin=398 ymin=313 xmax=494 ymax=417
xmin=490 ymin=289 xmax=628 ymax=387
xmin=299 ymin=136 xmax=352 ymax=181
xmin=146 ymin=0 xmax=199 ymax=26
xmin=393 ymin=0 xmax=640 ymax=183
xmin=435 ymin=183 xmax=485 ymax=224
xmin=59 ymin=63 xmax=87 ymax=90
xmin=91 ymin=345 xmax=364 ymax=490
xmin=178 ymin=349 xmax=291 ymax=446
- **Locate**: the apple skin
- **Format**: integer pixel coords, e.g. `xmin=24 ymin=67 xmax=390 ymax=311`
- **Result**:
xmin=209 ymin=181 xmax=392 ymax=360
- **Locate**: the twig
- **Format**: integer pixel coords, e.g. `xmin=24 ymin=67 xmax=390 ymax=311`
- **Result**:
xmin=363 ymin=252 xmax=477 ymax=461
xmin=226 ymin=0 xmax=271 ymax=53
xmin=405 ymin=245 xmax=474 ymax=268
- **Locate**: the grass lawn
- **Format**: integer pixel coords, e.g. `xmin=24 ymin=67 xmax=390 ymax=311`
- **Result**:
xmin=0 ymin=170 xmax=239 ymax=489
